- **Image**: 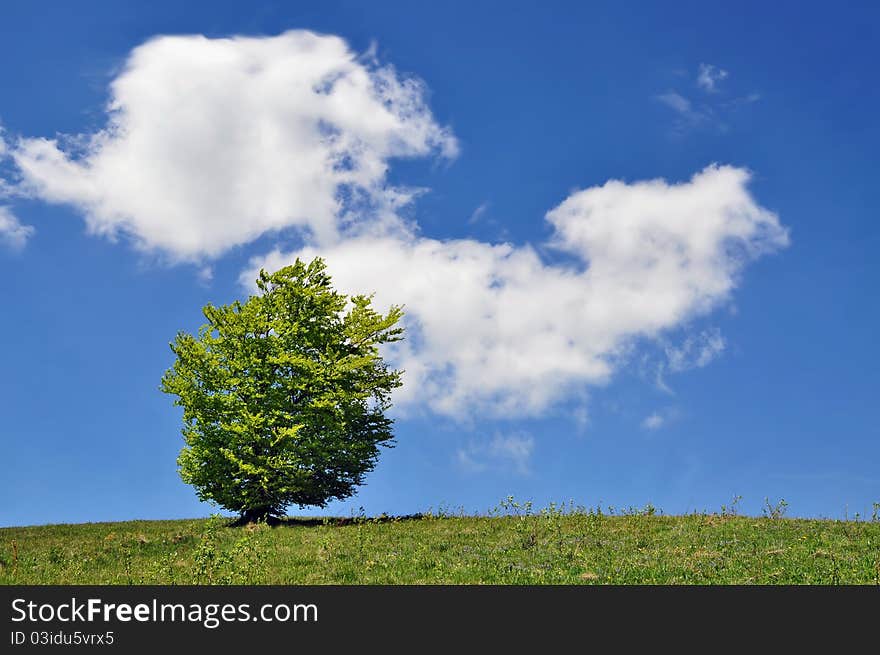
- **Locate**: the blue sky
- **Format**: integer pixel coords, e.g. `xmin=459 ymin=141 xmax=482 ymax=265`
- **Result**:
xmin=2 ymin=1 xmax=878 ymax=526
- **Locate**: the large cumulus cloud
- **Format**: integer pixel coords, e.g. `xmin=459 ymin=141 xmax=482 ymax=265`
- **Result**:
xmin=244 ymin=165 xmax=788 ymax=417
xmin=9 ymin=31 xmax=456 ymax=260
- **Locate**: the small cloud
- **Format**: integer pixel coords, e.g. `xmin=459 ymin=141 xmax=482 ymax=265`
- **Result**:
xmin=657 ymin=65 xmax=758 ymax=136
xmin=641 ymin=407 xmax=681 ymax=431
xmin=653 ymin=369 xmax=674 ymax=395
xmin=655 ymin=91 xmax=716 ymax=134
xmin=644 ymin=328 xmax=726 ymax=393
xmin=723 ymin=92 xmax=761 ymax=110
xmin=468 ymin=202 xmax=490 ymax=224
xmin=457 ymin=432 xmax=534 ymax=475
xmin=0 ymin=126 xmax=15 ymax=198
xmin=488 ymin=433 xmax=534 ymax=472
xmin=0 ymin=206 xmax=34 ymax=251
xmin=641 ymin=413 xmax=665 ymax=430
xmin=197 ymin=266 xmax=213 ymax=285
xmin=657 ymin=91 xmax=692 ymax=115
xmin=665 ymin=327 xmax=726 ymax=372
xmin=697 ymin=63 xmax=728 ymax=92
xmin=455 ymin=448 xmax=486 ymax=473
xmin=572 ymin=405 xmax=590 ymax=432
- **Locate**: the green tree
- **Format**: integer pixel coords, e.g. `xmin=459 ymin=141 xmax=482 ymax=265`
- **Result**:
xmin=161 ymin=258 xmax=404 ymax=522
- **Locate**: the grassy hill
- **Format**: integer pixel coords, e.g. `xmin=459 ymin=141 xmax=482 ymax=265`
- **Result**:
xmin=2 ymin=502 xmax=879 ymax=584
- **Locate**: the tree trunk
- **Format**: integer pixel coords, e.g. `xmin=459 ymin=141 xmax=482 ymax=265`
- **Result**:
xmin=241 ymin=507 xmax=275 ymax=524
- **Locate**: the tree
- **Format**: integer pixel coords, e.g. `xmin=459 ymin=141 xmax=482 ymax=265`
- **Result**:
xmin=160 ymin=258 xmax=404 ymax=522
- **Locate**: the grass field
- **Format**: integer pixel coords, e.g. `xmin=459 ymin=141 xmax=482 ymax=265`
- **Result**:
xmin=2 ymin=500 xmax=879 ymax=584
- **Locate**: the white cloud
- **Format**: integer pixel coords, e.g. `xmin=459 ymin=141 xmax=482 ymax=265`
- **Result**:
xmin=0 ymin=206 xmax=35 ymax=250
xmin=658 ymin=65 xmax=757 ymax=135
xmin=0 ymin=127 xmax=14 ymax=198
xmin=197 ymin=266 xmax=213 ymax=285
xmin=641 ymin=406 xmax=681 ymax=431
xmin=697 ymin=63 xmax=728 ymax=92
xmin=665 ymin=327 xmax=726 ymax=372
xmin=572 ymin=405 xmax=590 ymax=432
xmin=468 ymin=201 xmax=489 ymax=224
xmin=457 ymin=432 xmax=534 ymax=475
xmin=650 ymin=326 xmax=727 ymax=393
xmin=656 ymin=91 xmax=716 ymax=134
xmin=455 ymin=448 xmax=486 ymax=473
xmin=656 ymin=91 xmax=693 ymax=115
xmin=243 ymin=164 xmax=789 ymax=417
xmin=724 ymin=92 xmax=761 ymax=108
xmin=8 ymin=31 xmax=456 ymax=261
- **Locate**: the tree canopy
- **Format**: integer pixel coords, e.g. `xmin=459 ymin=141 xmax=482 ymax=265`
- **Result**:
xmin=160 ymin=258 xmax=404 ymax=521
